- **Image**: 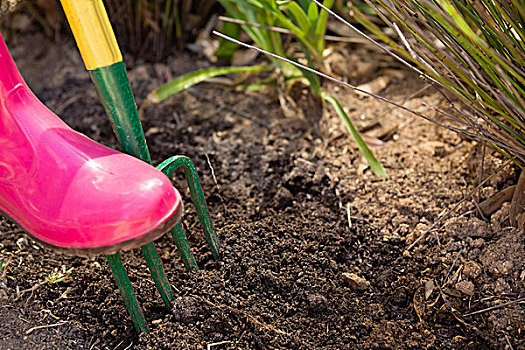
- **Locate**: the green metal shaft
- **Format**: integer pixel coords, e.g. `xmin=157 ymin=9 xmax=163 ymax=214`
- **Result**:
xmin=89 ymin=62 xmax=151 ymax=163
xmin=90 ymin=63 xmax=175 ymax=327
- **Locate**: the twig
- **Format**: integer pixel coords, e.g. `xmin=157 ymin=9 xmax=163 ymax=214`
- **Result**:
xmin=392 ymin=22 xmax=438 ymax=75
xmin=406 ymin=159 xmax=513 ymax=251
xmin=25 ymin=321 xmax=68 ymax=335
xmin=205 ymin=154 xmax=221 ymax=194
xmin=437 ymin=285 xmax=492 ymax=344
xmin=219 ymin=16 xmax=370 ymax=44
xmin=88 ymin=337 xmax=100 ymax=350
xmin=441 ymin=249 xmax=462 ymax=287
xmin=14 ymin=280 xmax=47 ymax=303
xmin=463 ymin=297 xmax=525 ymax=317
xmin=475 ymin=144 xmax=489 ymax=221
xmin=504 ymin=334 xmax=515 ymax=350
xmin=478 ymin=143 xmax=486 ymax=199
xmin=193 ymin=295 xmax=292 ymax=337
xmin=346 ymin=203 xmax=352 ymax=228
xmin=54 ymin=94 xmax=84 ymax=115
xmin=205 ymin=154 xmax=227 ymax=213
xmin=207 ymin=341 xmax=232 ymax=350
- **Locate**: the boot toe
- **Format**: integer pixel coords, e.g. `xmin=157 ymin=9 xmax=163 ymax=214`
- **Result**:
xmin=37 ymin=154 xmax=182 ymax=254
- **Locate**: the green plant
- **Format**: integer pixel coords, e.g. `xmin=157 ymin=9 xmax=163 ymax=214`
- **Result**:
xmin=219 ymin=0 xmax=332 ymax=66
xmin=222 ymin=0 xmax=386 ymax=177
xmin=145 ymin=65 xmax=270 ymax=104
xmin=147 ymin=0 xmax=387 ymax=177
xmin=340 ymin=0 xmax=525 ymax=225
xmin=255 ymin=0 xmax=525 ymax=226
xmin=46 ymin=266 xmax=74 ymax=284
xmin=214 ymin=0 xmax=525 ymax=224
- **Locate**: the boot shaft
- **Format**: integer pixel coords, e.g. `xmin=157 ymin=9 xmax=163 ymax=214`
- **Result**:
xmin=0 ymin=34 xmax=26 ymax=94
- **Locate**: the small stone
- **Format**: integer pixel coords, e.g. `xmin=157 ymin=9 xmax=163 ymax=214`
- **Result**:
xmin=172 ymin=296 xmax=202 ymax=323
xmin=502 ymin=261 xmax=514 ymax=274
xmin=274 ymin=187 xmax=293 ymax=209
xmin=342 ymin=272 xmax=370 ymax=290
xmin=415 ymin=223 xmax=429 ymax=232
xmin=470 ymin=238 xmax=485 ymax=248
xmin=463 ymin=261 xmax=482 ymax=279
xmin=491 ymin=261 xmax=514 ymax=276
xmin=445 ymin=217 xmax=492 ymax=238
xmin=456 ymin=280 xmax=475 ymax=296
xmin=424 ymin=280 xmax=435 ymax=299
xmin=307 ymin=293 xmax=328 ymax=312
xmin=398 ymin=223 xmax=410 ymax=235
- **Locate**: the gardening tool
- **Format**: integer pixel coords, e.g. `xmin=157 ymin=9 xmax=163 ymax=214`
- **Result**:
xmin=59 ymin=0 xmax=220 ymax=332
xmin=0 ymin=0 xmax=220 ymax=334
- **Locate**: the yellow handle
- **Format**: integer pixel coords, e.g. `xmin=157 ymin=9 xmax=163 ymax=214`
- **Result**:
xmin=60 ymin=0 xmax=122 ymax=70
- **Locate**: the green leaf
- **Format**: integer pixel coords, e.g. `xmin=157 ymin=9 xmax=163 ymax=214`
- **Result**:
xmin=215 ymin=20 xmax=241 ymax=61
xmin=315 ymin=0 xmax=334 ymax=37
xmin=307 ymin=2 xmax=319 ymax=24
xmin=279 ymin=1 xmax=311 ymax=30
xmin=322 ymin=92 xmax=387 ymax=178
xmin=303 ymin=69 xmax=322 ymax=96
xmin=148 ymin=65 xmax=269 ymax=103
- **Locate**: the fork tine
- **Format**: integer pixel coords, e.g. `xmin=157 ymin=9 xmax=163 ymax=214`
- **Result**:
xmin=171 ymin=222 xmax=199 ymax=271
xmin=141 ymin=242 xmax=176 ymax=308
xmin=157 ymin=156 xmax=221 ymax=260
xmin=106 ymin=252 xmax=149 ymax=333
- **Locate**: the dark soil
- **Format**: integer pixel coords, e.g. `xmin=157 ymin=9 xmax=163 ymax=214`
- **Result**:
xmin=0 ymin=31 xmax=523 ymax=350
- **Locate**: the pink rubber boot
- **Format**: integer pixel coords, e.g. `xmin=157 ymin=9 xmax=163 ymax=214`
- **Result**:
xmin=0 ymin=35 xmax=182 ymax=256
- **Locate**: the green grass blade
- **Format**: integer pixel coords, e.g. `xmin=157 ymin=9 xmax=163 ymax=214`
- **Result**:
xmin=216 ymin=20 xmax=241 ymax=61
xmin=307 ymin=1 xmax=319 ymax=24
xmin=279 ymin=1 xmax=311 ymax=30
xmin=322 ymin=92 xmax=387 ymax=178
xmin=314 ymin=0 xmax=334 ymax=37
xmin=346 ymin=0 xmax=525 ymax=165
xmin=148 ymin=65 xmax=269 ymax=103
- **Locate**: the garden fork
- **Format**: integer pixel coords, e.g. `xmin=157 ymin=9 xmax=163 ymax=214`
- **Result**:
xmin=59 ymin=0 xmax=220 ymax=333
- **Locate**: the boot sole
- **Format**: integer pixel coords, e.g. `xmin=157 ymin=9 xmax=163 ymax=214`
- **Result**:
xmin=0 ymin=201 xmax=183 ymax=257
